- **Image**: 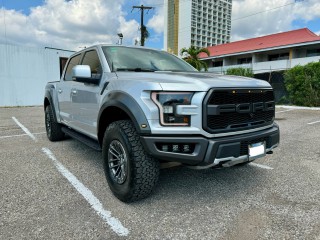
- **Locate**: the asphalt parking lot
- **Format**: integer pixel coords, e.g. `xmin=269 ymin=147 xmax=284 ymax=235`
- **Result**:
xmin=1 ymin=106 xmax=320 ymax=240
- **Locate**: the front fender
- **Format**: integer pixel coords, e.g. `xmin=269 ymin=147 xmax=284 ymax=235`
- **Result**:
xmin=98 ymin=91 xmax=151 ymax=135
xmin=44 ymin=84 xmax=61 ymax=123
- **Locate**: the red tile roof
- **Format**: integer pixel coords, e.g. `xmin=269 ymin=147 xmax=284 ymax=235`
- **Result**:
xmin=199 ymin=28 xmax=320 ymax=59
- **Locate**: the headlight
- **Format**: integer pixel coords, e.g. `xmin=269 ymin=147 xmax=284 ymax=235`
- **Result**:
xmin=151 ymin=92 xmax=194 ymax=126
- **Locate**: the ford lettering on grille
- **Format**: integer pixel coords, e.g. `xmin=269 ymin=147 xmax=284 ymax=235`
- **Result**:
xmin=207 ymin=101 xmax=275 ymax=115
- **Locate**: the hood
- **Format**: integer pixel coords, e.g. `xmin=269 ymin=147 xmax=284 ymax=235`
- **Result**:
xmin=115 ymin=71 xmax=271 ymax=91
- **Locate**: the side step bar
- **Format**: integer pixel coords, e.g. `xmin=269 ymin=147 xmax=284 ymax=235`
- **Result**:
xmin=61 ymin=127 xmax=102 ymax=151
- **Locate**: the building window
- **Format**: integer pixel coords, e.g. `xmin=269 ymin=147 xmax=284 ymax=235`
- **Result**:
xmin=306 ymin=49 xmax=320 ymax=57
xmin=268 ymin=53 xmax=289 ymax=61
xmin=212 ymin=60 xmax=223 ymax=67
xmin=237 ymin=57 xmax=252 ymax=64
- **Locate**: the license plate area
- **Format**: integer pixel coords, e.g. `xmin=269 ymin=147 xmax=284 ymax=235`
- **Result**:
xmin=248 ymin=141 xmax=266 ymax=159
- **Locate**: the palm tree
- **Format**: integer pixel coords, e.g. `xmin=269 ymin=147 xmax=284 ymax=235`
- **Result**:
xmin=141 ymin=25 xmax=149 ymax=46
xmin=180 ymin=46 xmax=210 ymax=71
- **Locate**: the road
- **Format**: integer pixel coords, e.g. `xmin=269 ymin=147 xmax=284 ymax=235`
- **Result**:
xmin=1 ymin=106 xmax=320 ymax=239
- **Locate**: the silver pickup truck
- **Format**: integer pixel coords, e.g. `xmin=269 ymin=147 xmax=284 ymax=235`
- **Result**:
xmin=44 ymin=45 xmax=279 ymax=202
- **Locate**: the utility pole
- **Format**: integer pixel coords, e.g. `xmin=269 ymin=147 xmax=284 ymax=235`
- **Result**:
xmin=132 ymin=5 xmax=153 ymax=46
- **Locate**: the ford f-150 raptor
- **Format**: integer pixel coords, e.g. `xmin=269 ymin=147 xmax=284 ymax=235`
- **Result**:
xmin=44 ymin=45 xmax=279 ymax=202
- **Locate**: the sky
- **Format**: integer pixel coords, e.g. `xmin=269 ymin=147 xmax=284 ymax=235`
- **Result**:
xmin=0 ymin=0 xmax=320 ymax=51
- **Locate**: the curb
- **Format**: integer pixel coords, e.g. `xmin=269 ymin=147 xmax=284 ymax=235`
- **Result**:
xmin=276 ymin=105 xmax=320 ymax=111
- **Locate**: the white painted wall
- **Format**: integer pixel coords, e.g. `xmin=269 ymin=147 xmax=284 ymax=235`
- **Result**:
xmin=252 ymin=60 xmax=291 ymax=74
xmin=291 ymin=56 xmax=320 ymax=66
xmin=0 ymin=44 xmax=73 ymax=106
xmin=178 ymin=0 xmax=192 ymax=53
xmin=208 ymin=56 xmax=320 ymax=74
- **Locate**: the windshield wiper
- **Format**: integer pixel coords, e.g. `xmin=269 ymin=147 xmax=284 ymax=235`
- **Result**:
xmin=116 ymin=68 xmax=155 ymax=72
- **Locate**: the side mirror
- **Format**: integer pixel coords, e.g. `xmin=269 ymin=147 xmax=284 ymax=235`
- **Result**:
xmin=72 ymin=65 xmax=100 ymax=85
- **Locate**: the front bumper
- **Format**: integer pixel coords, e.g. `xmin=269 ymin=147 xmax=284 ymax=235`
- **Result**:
xmin=140 ymin=124 xmax=279 ymax=168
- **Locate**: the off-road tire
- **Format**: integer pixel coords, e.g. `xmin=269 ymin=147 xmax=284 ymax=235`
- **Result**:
xmin=45 ymin=105 xmax=65 ymax=141
xmin=102 ymin=120 xmax=159 ymax=202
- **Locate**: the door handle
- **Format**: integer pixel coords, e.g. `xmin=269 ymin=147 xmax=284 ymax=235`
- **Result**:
xmin=58 ymin=89 xmax=62 ymax=94
xmin=71 ymin=89 xmax=77 ymax=95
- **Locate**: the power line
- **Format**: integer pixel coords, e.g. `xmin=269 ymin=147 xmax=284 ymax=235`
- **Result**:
xmin=155 ymin=0 xmax=302 ymax=24
xmin=232 ymin=1 xmax=301 ymax=22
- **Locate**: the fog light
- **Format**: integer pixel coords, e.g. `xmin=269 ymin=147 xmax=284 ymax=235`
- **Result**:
xmin=183 ymin=144 xmax=190 ymax=153
xmin=162 ymin=145 xmax=169 ymax=152
xmin=172 ymin=145 xmax=179 ymax=152
xmin=156 ymin=143 xmax=196 ymax=154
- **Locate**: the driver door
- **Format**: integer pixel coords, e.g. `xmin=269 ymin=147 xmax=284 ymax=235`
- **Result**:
xmin=57 ymin=53 xmax=82 ymax=126
xmin=70 ymin=49 xmax=102 ymax=138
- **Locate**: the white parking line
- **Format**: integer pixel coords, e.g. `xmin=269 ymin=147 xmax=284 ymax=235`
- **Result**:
xmin=248 ymin=162 xmax=273 ymax=170
xmin=9 ymin=118 xmax=128 ymax=236
xmin=41 ymin=148 xmax=129 ymax=237
xmin=0 ymin=132 xmax=46 ymax=139
xmin=275 ymin=109 xmax=294 ymax=114
xmin=307 ymin=120 xmax=320 ymax=125
xmin=12 ymin=117 xmax=37 ymax=142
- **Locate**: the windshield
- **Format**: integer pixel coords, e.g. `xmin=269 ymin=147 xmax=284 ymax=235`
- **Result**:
xmin=102 ymin=46 xmax=197 ymax=72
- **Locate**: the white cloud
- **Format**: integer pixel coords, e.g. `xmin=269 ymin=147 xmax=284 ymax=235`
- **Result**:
xmin=146 ymin=3 xmax=164 ymax=34
xmin=118 ymin=16 xmax=140 ymax=45
xmin=138 ymin=0 xmax=164 ymax=48
xmin=5 ymin=0 xmax=318 ymax=49
xmin=293 ymin=0 xmax=320 ymax=20
xmin=231 ymin=0 xmax=320 ymax=41
xmin=0 ymin=0 xmax=140 ymax=50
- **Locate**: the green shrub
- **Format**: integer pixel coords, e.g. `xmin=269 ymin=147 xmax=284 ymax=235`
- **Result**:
xmin=284 ymin=62 xmax=320 ymax=107
xmin=226 ymin=68 xmax=254 ymax=77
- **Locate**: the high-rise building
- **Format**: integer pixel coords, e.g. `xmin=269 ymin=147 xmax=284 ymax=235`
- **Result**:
xmin=164 ymin=0 xmax=232 ymax=55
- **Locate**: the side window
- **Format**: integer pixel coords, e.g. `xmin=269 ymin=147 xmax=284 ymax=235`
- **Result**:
xmin=64 ymin=54 xmax=81 ymax=81
xmin=81 ymin=50 xmax=102 ymax=79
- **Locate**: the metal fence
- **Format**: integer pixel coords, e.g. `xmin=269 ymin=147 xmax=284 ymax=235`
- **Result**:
xmin=254 ymin=71 xmax=288 ymax=103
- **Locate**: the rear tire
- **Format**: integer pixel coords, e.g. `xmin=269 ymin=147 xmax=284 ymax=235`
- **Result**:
xmin=45 ymin=105 xmax=65 ymax=141
xmin=102 ymin=120 xmax=159 ymax=202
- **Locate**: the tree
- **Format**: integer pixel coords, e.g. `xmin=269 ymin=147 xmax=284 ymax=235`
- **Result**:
xmin=226 ymin=67 xmax=254 ymax=77
xmin=141 ymin=25 xmax=149 ymax=46
xmin=180 ymin=46 xmax=210 ymax=71
xmin=284 ymin=62 xmax=320 ymax=107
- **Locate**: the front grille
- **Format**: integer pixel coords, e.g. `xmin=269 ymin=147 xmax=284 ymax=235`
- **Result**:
xmin=203 ymin=89 xmax=275 ymax=134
